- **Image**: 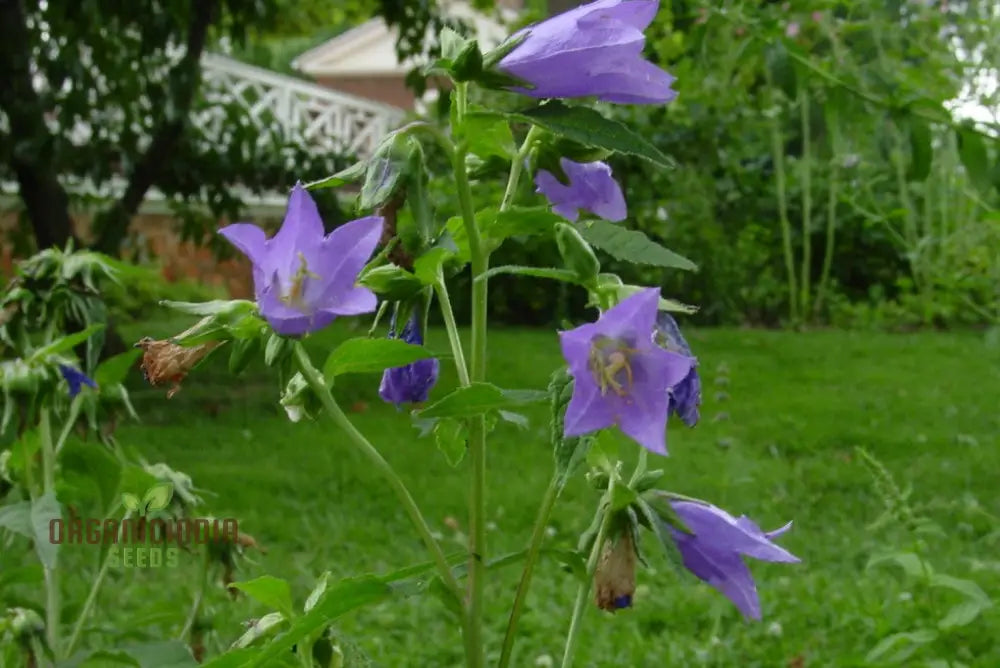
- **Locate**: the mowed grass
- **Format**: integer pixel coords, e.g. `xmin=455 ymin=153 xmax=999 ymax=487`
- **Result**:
xmin=26 ymin=320 xmax=1000 ymax=665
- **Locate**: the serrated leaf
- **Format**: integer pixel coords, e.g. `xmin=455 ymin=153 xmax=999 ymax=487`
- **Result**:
xmin=247 ymin=577 xmax=391 ymax=667
xmin=509 ymin=102 xmax=675 ymax=169
xmin=323 ymin=338 xmax=436 ymax=377
xmin=577 ymin=220 xmax=697 ymax=271
xmin=434 ymin=418 xmax=467 ymax=466
xmin=32 ymin=491 xmax=61 ymax=569
xmin=231 ymin=575 xmax=295 ymax=619
xmin=417 ymin=382 xmax=547 ymax=419
xmin=460 ymin=111 xmax=515 ymax=159
xmin=413 ymin=247 xmax=456 ymax=285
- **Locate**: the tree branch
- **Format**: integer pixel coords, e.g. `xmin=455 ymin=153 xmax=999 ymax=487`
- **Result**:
xmin=0 ymin=0 xmax=76 ymax=250
xmin=92 ymin=0 xmax=218 ymax=254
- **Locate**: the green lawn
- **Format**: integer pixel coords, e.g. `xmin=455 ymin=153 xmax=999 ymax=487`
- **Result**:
xmin=17 ymin=321 xmax=1000 ymax=665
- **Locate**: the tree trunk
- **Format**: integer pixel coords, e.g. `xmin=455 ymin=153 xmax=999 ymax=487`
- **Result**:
xmin=0 ymin=0 xmax=76 ymax=250
xmin=92 ymin=0 xmax=218 ymax=255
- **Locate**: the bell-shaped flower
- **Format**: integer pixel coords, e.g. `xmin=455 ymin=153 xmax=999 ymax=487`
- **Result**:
xmin=559 ymin=288 xmax=694 ymax=454
xmin=498 ymin=0 xmax=677 ymax=104
xmin=535 ymin=159 xmax=627 ymax=222
xmin=668 ymin=499 xmax=799 ymax=619
xmin=655 ymin=312 xmax=701 ymax=426
xmin=378 ymin=311 xmax=440 ymax=407
xmin=58 ymin=364 xmax=96 ymax=398
xmin=219 ymin=184 xmax=383 ymax=336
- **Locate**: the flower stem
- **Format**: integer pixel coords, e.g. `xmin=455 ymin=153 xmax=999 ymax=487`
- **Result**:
xmin=66 ymin=510 xmax=131 ymax=657
xmin=453 ymin=81 xmax=488 ymax=668
xmin=54 ymin=395 xmax=81 ymax=456
xmin=39 ymin=408 xmax=60 ymax=654
xmin=178 ymin=547 xmax=212 ymax=640
xmin=560 ymin=509 xmax=612 ymax=668
xmin=500 ymin=126 xmax=541 ymax=212
xmin=292 ymin=344 xmax=466 ymax=612
xmin=498 ymin=474 xmax=560 ymax=668
xmin=433 ymin=280 xmax=471 ymax=387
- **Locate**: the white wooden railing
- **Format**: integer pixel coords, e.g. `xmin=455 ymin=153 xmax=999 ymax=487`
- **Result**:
xmin=199 ymin=53 xmax=405 ymax=159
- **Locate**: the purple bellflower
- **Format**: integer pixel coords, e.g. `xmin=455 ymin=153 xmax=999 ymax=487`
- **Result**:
xmin=559 ymin=288 xmax=694 ymax=455
xmin=379 ymin=311 xmax=440 ymax=407
xmin=219 ymin=184 xmax=383 ymax=337
xmin=535 ymin=159 xmax=627 ymax=222
xmin=58 ymin=364 xmax=97 ymax=398
xmin=655 ymin=312 xmax=701 ymax=426
xmin=498 ymin=0 xmax=677 ymax=105
xmin=669 ymin=500 xmax=799 ymax=619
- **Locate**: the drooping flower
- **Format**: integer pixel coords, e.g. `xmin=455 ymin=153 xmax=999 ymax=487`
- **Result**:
xmin=58 ymin=364 xmax=97 ymax=398
xmin=559 ymin=288 xmax=694 ymax=454
xmin=219 ymin=184 xmax=383 ymax=336
xmin=655 ymin=312 xmax=701 ymax=427
xmin=667 ymin=499 xmax=799 ymax=619
xmin=379 ymin=311 xmax=439 ymax=407
xmin=594 ymin=527 xmax=637 ymax=611
xmin=134 ymin=338 xmax=220 ymax=399
xmin=535 ymin=159 xmax=627 ymax=222
xmin=497 ymin=0 xmax=677 ymax=105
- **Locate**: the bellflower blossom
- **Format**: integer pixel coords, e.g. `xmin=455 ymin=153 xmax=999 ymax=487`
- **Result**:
xmin=655 ymin=312 xmax=701 ymax=426
xmin=559 ymin=288 xmax=694 ymax=454
xmin=498 ymin=0 xmax=677 ymax=104
xmin=58 ymin=364 xmax=97 ymax=398
xmin=379 ymin=312 xmax=440 ymax=407
xmin=219 ymin=184 xmax=383 ymax=336
xmin=535 ymin=159 xmax=627 ymax=222
xmin=668 ymin=499 xmax=799 ymax=619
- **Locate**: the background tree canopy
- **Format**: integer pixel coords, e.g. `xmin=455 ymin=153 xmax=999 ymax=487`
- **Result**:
xmin=1 ymin=0 xmax=998 ymax=328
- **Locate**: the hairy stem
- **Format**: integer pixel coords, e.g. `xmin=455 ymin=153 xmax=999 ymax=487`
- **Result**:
xmin=39 ymin=408 xmax=60 ymax=654
xmin=292 ymin=344 xmax=465 ymax=613
xmin=498 ymin=475 xmax=560 ymax=667
xmin=453 ymin=81 xmax=488 ymax=668
xmin=434 ymin=280 xmax=471 ymax=387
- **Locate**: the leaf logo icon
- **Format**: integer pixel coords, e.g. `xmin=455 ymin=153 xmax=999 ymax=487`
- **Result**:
xmin=121 ymin=492 xmax=141 ymax=513
xmin=142 ymin=483 xmax=174 ymax=515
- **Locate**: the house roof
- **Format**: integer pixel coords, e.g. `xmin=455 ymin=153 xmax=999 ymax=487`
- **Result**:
xmin=292 ymin=1 xmax=517 ymax=77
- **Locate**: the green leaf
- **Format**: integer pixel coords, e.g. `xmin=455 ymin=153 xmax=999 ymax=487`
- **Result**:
xmin=907 ymin=119 xmax=932 ymax=182
xmin=548 ymin=368 xmax=592 ymax=491
xmin=576 ymin=220 xmax=697 ymax=271
xmin=302 ymin=159 xmax=369 ymax=190
xmin=867 ymin=551 xmax=932 ymax=579
xmin=0 ymin=500 xmax=32 ymax=537
xmin=199 ymin=648 xmax=263 ymax=668
xmin=231 ymin=612 xmax=285 ymax=649
xmin=323 ymin=338 xmax=436 ymax=377
xmin=417 ymin=382 xmax=547 ymax=419
xmin=94 ymin=350 xmax=141 ymax=386
xmin=634 ymin=497 xmax=685 ymax=574
xmin=460 ymin=112 xmax=515 ymax=159
xmin=304 ymin=572 xmax=331 ymax=613
xmin=160 ymin=299 xmax=256 ymax=317
xmin=957 ymin=127 xmax=993 ymax=196
xmin=929 ymin=574 xmax=991 ymax=605
xmin=231 ymin=575 xmax=296 ymax=619
xmin=608 ymin=481 xmax=637 ymax=511
xmin=434 ymin=418 xmax=467 ymax=466
xmin=413 ymin=247 xmax=456 ymax=285
xmin=508 ymin=102 xmax=675 ymax=169
xmin=30 ymin=324 xmax=106 ymax=361
xmin=439 ymin=26 xmax=468 ymax=60
xmin=264 ymin=333 xmax=291 ymax=367
xmin=476 ymin=265 xmax=580 ymax=284
xmin=555 ymin=222 xmax=600 ymax=283
xmin=864 ymin=629 xmax=937 ymax=664
xmin=32 ymin=491 xmax=61 ymax=569
xmin=247 ymin=576 xmax=391 ymax=667
xmin=586 ymin=429 xmax=621 ymax=473
xmin=142 ymin=482 xmax=174 ymax=513
xmin=938 ymin=599 xmax=990 ymax=630
xmin=60 ymin=440 xmax=122 ymax=514
xmin=489 ymin=207 xmax=562 ymax=241
xmin=65 ymin=641 xmax=199 ymax=668
xmin=228 ymin=337 xmax=261 ymax=375
xmin=360 ymin=133 xmax=416 ymax=210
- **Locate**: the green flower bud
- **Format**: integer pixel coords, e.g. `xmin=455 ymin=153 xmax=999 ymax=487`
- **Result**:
xmin=555 ymin=222 xmax=600 ymax=284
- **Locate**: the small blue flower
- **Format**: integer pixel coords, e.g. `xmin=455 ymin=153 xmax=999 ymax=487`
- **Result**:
xmin=58 ymin=364 xmax=97 ymax=398
xmin=378 ymin=311 xmax=439 ymax=408
xmin=655 ymin=312 xmax=701 ymax=427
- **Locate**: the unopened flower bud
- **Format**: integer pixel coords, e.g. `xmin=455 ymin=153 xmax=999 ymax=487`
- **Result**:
xmin=594 ymin=531 xmax=636 ymax=612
